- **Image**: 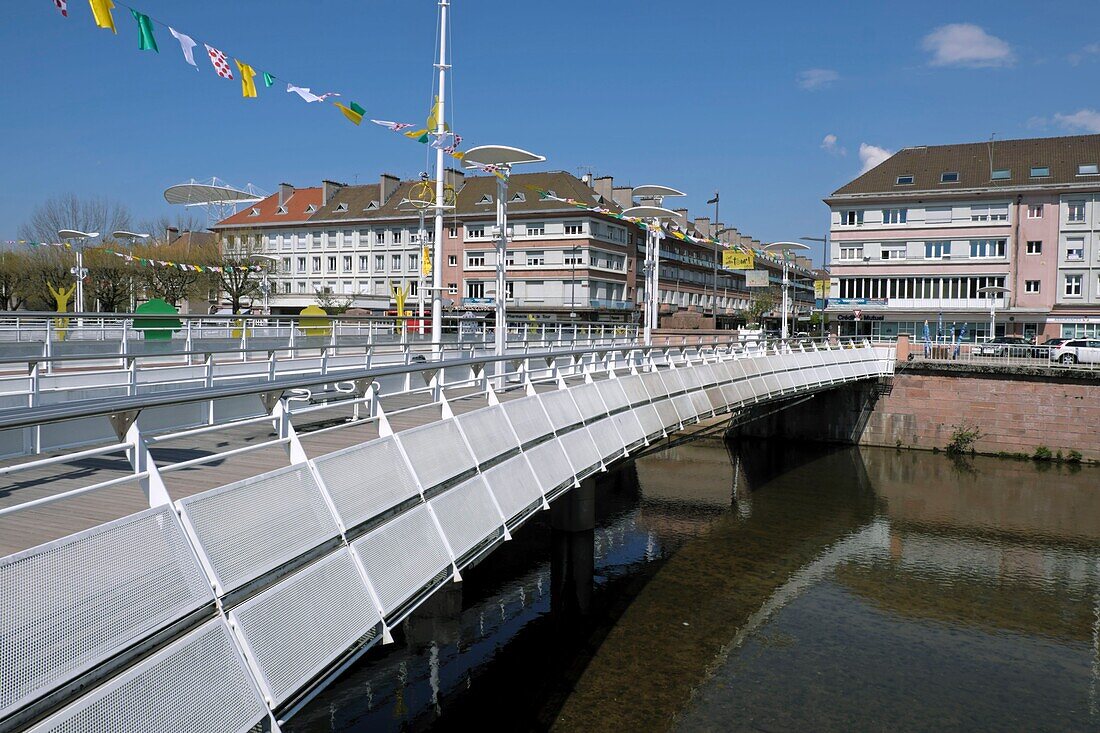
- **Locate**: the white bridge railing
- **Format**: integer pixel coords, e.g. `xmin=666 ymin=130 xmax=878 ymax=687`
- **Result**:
xmin=0 ymin=338 xmax=895 ymax=733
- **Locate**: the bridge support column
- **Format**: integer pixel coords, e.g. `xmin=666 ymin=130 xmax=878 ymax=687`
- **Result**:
xmin=550 ymin=476 xmax=595 ymax=617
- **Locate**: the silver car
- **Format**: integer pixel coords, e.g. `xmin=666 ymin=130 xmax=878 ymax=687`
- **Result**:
xmin=1048 ymin=339 xmax=1100 ymax=365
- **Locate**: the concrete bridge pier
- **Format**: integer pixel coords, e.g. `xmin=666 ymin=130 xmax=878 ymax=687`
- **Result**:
xmin=550 ymin=477 xmax=596 ymax=617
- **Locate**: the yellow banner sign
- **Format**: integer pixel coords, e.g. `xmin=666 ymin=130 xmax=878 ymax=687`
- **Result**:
xmin=722 ymin=250 xmax=754 ymax=270
xmin=422 ymin=245 xmax=433 ymax=277
xmin=814 ymin=279 xmax=828 ymax=298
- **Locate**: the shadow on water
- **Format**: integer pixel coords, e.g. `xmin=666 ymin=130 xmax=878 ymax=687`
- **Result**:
xmin=287 ymin=439 xmax=1100 ymax=733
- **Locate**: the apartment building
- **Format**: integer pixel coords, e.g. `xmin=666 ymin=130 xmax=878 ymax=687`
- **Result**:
xmin=213 ymin=169 xmax=811 ymax=325
xmin=824 ymin=134 xmax=1100 ymax=340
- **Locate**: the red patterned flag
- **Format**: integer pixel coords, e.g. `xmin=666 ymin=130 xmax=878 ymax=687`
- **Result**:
xmin=204 ymin=44 xmax=233 ymax=79
xmin=54 ymin=0 xmax=68 ymax=17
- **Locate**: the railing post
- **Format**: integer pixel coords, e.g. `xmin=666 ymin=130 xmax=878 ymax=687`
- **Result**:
xmin=184 ymin=320 xmax=193 ymax=361
xmin=42 ymin=319 xmax=52 ymax=375
xmin=270 ymin=396 xmax=308 ymax=465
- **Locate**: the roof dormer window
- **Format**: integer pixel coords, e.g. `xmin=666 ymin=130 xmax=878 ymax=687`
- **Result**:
xmin=335 ymin=202 xmax=348 ymax=213
xmin=895 ymin=175 xmax=914 ymax=185
xmin=275 ymin=205 xmax=288 ymax=215
xmin=248 ymin=207 xmax=260 ymax=216
xmin=940 ymin=172 xmax=959 ymax=183
xmin=510 ymin=192 xmax=526 ymax=203
xmin=991 ymin=168 xmax=1011 ymax=180
xmin=1078 ymin=163 xmax=1099 ymax=176
xmin=477 ymin=194 xmax=493 ymax=205
xmin=305 ymin=204 xmax=317 ymax=214
xmin=364 ymin=200 xmax=379 ymax=210
xmin=1030 ymin=166 xmax=1050 ymax=178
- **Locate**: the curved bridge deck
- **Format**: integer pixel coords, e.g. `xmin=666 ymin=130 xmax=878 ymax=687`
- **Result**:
xmin=0 ymin=339 xmax=894 ymax=733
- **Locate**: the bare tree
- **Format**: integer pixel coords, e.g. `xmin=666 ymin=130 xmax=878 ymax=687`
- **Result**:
xmin=314 ymin=286 xmax=353 ymax=314
xmin=18 ymin=194 xmax=132 ymax=244
xmin=743 ymin=285 xmax=779 ymax=328
xmin=137 ymin=211 xmax=206 ymax=242
xmin=84 ymin=247 xmax=134 ymax=312
xmin=205 ymin=231 xmax=265 ymax=313
xmin=131 ymin=238 xmax=208 ymax=307
xmin=0 ymin=251 xmax=35 ymax=310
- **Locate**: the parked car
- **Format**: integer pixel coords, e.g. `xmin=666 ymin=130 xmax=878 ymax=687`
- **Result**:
xmin=974 ymin=335 xmax=1034 ymax=358
xmin=1048 ymin=339 xmax=1100 ymax=364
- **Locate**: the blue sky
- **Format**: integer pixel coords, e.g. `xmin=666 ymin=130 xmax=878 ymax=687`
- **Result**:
xmin=2 ymin=0 xmax=1099 ymax=264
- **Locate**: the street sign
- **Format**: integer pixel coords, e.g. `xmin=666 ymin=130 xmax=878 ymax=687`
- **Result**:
xmin=745 ymin=269 xmax=769 ymax=287
xmin=813 ymin=279 xmax=828 ymax=299
xmin=722 ymin=250 xmax=754 ymax=269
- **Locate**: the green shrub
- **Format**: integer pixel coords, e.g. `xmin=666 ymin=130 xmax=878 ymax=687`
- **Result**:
xmin=1032 ymin=445 xmax=1053 ymax=461
xmin=1067 ymin=450 xmax=1083 ymax=464
xmin=946 ymin=424 xmax=982 ymax=456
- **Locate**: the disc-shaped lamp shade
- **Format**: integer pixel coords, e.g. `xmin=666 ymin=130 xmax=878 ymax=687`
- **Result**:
xmin=462 ymin=145 xmax=545 ymax=168
xmin=631 ymin=185 xmax=686 ymax=199
xmin=111 ymin=231 xmax=149 ymax=240
xmin=58 ymin=229 xmax=99 ymax=239
xmin=763 ymin=241 xmax=811 ymax=254
xmin=621 ymin=205 xmax=681 ymax=220
xmin=977 ymin=285 xmax=1011 ymax=295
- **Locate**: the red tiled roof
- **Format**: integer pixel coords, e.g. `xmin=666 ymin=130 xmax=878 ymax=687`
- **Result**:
xmin=213 ymin=187 xmax=322 ymax=227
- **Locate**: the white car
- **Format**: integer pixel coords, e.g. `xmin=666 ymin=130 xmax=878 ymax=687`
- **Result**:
xmin=1048 ymin=338 xmax=1100 ymax=364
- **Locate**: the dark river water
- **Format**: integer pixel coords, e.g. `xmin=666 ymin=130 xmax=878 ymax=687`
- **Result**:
xmin=287 ymin=440 xmax=1100 ymax=732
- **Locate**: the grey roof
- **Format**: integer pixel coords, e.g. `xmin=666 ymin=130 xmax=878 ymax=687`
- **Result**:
xmin=830 ymin=134 xmax=1100 ymax=200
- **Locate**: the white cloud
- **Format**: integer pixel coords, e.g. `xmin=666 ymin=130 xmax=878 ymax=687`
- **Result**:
xmin=921 ymin=24 xmax=1014 ymax=68
xmin=1052 ymin=109 xmax=1100 ymax=133
xmin=820 ymin=133 xmax=846 ymax=156
xmin=858 ymin=143 xmax=894 ymax=174
xmin=1069 ymin=42 xmax=1100 ymax=66
xmin=797 ymin=68 xmax=839 ymax=90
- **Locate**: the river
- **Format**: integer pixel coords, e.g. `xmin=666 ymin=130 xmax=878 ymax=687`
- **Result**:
xmin=287 ymin=440 xmax=1100 ymax=732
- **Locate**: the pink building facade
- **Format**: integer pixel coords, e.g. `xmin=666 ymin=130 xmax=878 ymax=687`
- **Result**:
xmin=824 ymin=135 xmax=1100 ymax=341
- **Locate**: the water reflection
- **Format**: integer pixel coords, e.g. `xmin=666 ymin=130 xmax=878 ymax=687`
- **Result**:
xmin=288 ymin=441 xmax=1100 ymax=733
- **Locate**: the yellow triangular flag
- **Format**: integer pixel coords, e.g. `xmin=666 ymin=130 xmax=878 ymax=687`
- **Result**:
xmin=426 ymin=96 xmax=440 ymax=131
xmin=88 ymin=0 xmax=116 ymax=33
xmin=235 ymin=60 xmax=258 ymax=98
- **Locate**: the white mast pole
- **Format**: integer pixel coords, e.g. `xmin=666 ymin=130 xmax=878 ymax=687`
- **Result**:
xmin=430 ymin=0 xmax=449 ymax=356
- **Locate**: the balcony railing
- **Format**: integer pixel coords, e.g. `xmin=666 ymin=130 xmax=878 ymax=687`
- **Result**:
xmin=589 ymin=299 xmax=634 ymax=310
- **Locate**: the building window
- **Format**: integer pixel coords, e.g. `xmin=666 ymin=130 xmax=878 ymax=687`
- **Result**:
xmin=1066 ymin=239 xmax=1085 ymax=261
xmin=564 ymin=251 xmax=584 ymax=265
xmin=970 ymin=204 xmax=1008 ymax=222
xmin=838 ymin=246 xmax=863 ymax=261
xmin=526 ymin=222 xmax=546 ymax=236
xmin=466 ymin=225 xmax=485 ymax=238
xmin=1027 ymin=205 xmax=1043 ymax=219
xmin=1026 ymin=240 xmax=1042 ymax=255
xmin=880 ymin=246 xmax=906 ymax=260
xmin=391 ymin=230 xmax=403 ymax=244
xmin=312 ymin=256 xmax=322 ymax=272
xmin=940 ymin=172 xmax=959 ymax=183
xmin=375 ymin=230 xmax=385 ymax=245
xmin=1030 ymin=166 xmax=1050 ymax=178
xmin=448 ymin=255 xmax=457 ymax=266
xmin=466 ymin=252 xmax=485 ymax=267
xmin=409 ymin=253 xmax=419 ymax=272
xmin=375 ymin=254 xmax=385 ymax=271
xmin=448 ymin=282 xmax=458 ymax=295
xmin=391 ymin=254 xmax=402 ymax=271
xmin=505 ymin=252 xmax=515 ymax=266
xmin=297 ymin=281 xmax=306 ymax=294
xmin=895 ymin=175 xmax=914 ymax=185
xmin=969 ymin=239 xmax=1006 ymax=258
xmin=1068 ymin=202 xmax=1086 ymax=223
xmin=1065 ymin=274 xmax=1083 ymax=296
xmin=342 ymin=255 xmax=352 ymax=272
xmin=358 ymin=255 xmax=368 ymax=271
xmin=841 ymin=210 xmax=863 ymax=226
xmin=882 ymin=208 xmax=907 ymax=224
xmin=925 ymin=207 xmax=951 ymax=224
xmin=282 ymin=282 xmax=291 ymax=294
xmin=297 ymin=257 xmax=306 ymax=273
xmin=1077 ymin=164 xmax=1099 ymax=176
xmin=408 ymin=281 xmax=418 ymax=296
xmin=327 ymin=256 xmax=337 ymax=272
xmin=1025 ymin=280 xmax=1040 ymax=294
xmin=924 ymin=241 xmax=950 ymax=259
xmin=564 ymin=222 xmax=583 ymax=235
xmin=991 ymin=168 xmax=1011 ymax=180
xmin=526 ymin=252 xmax=546 ymax=266
xmin=466 ymin=281 xmax=486 ymax=298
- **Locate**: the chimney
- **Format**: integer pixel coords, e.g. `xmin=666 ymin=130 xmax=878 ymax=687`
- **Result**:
xmin=751 ymin=238 xmax=762 ymax=249
xmin=673 ymin=207 xmax=690 ymax=226
xmin=278 ymin=182 xmax=294 ymax=206
xmin=445 ymin=167 xmax=466 ymax=192
xmin=322 ymin=179 xmax=343 ymax=206
xmin=380 ymin=173 xmax=400 ymax=205
xmin=612 ymin=186 xmax=633 ymax=209
xmin=593 ymin=175 xmax=614 ymax=202
xmin=165 ymin=226 xmax=179 ymax=243
xmin=739 ymin=234 xmax=754 ymax=247
xmin=720 ymin=226 xmax=739 ymax=243
xmin=694 ymin=217 xmax=711 ymax=237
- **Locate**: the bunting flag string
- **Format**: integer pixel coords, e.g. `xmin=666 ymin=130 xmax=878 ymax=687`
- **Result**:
xmin=10 ymin=241 xmax=262 ymax=273
xmin=15 ymin=240 xmax=74 ymax=250
xmin=236 ymin=60 xmax=258 ymax=98
xmin=168 ymin=26 xmax=197 ymax=67
xmin=88 ymin=0 xmax=116 ymax=33
xmin=53 ymin=1 xmax=68 ymax=19
xmin=131 ymin=8 xmax=156 ymax=52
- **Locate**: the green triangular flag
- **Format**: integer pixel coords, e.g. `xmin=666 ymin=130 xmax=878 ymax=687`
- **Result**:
xmin=262 ymin=72 xmax=276 ymax=88
xmin=131 ymin=9 xmax=158 ymax=52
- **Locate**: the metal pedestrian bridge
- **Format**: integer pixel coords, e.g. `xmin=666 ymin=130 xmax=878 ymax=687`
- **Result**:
xmin=0 ymin=334 xmax=894 ymax=732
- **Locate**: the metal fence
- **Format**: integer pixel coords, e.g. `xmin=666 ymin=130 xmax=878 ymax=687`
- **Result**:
xmin=0 ymin=338 xmax=894 ymax=733
xmin=906 ymin=341 xmax=1100 ymax=371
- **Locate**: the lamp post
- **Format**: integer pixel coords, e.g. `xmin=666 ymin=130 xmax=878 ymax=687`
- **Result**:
xmin=58 ymin=229 xmax=98 ymax=321
xmin=623 ymin=185 xmax=685 ymax=346
xmin=715 ymin=226 xmax=738 ymax=329
xmin=800 ymin=234 xmax=828 ymax=338
xmin=977 ymin=284 xmax=1011 ymax=341
xmin=569 ymin=245 xmax=579 ymax=319
xmin=762 ymin=241 xmax=810 ymax=340
xmin=249 ymin=254 xmax=280 ymax=315
xmin=462 ymin=145 xmax=546 ymax=358
xmin=707 ymin=191 xmax=720 ymax=324
xmin=111 ymin=231 xmax=149 ymax=313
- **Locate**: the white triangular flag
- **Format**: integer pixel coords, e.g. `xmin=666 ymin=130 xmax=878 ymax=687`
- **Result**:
xmin=168 ymin=27 xmax=198 ymax=68
xmin=286 ymin=83 xmax=339 ymax=103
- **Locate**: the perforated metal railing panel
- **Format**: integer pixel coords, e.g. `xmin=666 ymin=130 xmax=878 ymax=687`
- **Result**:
xmin=1 ymin=506 xmax=213 ymax=720
xmin=557 ymin=427 xmax=604 ymax=475
xmin=313 ymin=436 xmax=421 ymax=530
xmin=588 ymin=417 xmax=625 ymax=461
xmin=455 ymin=405 xmax=520 ymax=465
xmin=569 ymin=382 xmax=608 ymax=421
xmin=501 ymin=395 xmax=554 ymax=446
xmin=594 ymin=378 xmax=630 ymax=411
xmin=523 ymin=439 xmax=576 ymax=495
xmin=634 ymin=403 xmax=665 ymax=438
xmin=653 ymin=399 xmax=681 ymax=430
xmin=538 ymin=389 xmax=583 ymax=430
xmin=617 ymin=374 xmax=649 ymax=405
xmin=178 ymin=464 xmax=339 ymax=594
xmin=481 ymin=456 xmax=544 ymax=522
xmin=230 ymin=549 xmax=381 ymax=707
xmin=395 ymin=419 xmax=477 ymax=491
xmin=28 ymin=619 xmax=266 ymax=733
xmin=689 ymin=389 xmax=715 ymax=417
xmin=638 ymin=370 xmax=668 ymax=399
xmin=429 ymin=476 xmax=503 ymax=561
xmin=672 ymin=394 xmax=698 ymax=423
xmin=351 ymin=504 xmax=451 ymax=616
